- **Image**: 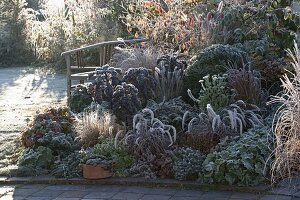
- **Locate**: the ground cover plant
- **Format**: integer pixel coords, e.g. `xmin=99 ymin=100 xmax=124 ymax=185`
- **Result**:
xmin=201 ymin=125 xmax=272 ymax=186
xmin=11 ymin=0 xmax=300 ymax=187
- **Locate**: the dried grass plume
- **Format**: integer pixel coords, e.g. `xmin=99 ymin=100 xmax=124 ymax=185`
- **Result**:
xmin=268 ymin=41 xmax=300 ymax=183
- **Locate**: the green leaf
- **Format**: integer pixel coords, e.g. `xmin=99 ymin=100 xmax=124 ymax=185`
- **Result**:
xmin=242 ymin=159 xmax=253 ymax=170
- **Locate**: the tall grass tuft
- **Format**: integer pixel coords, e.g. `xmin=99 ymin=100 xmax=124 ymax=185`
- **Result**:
xmin=110 ymin=46 xmax=160 ymax=72
xmin=76 ymin=111 xmax=116 ymax=147
xmin=269 ymin=42 xmax=300 ymax=183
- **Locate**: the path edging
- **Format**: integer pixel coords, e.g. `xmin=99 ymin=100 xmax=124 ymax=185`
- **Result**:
xmin=0 ymin=176 xmax=271 ymax=194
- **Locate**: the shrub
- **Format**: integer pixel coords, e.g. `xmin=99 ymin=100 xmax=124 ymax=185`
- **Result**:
xmin=18 ymin=146 xmax=53 ymax=170
xmin=268 ymin=43 xmax=300 ymax=182
xmin=187 ymin=74 xmax=230 ymax=110
xmin=93 ymin=138 xmax=134 ymax=176
xmin=69 ymin=84 xmax=93 ymax=113
xmin=20 ymin=107 xmax=74 ymax=148
xmin=112 ymin=82 xmax=141 ymax=124
xmin=18 ymin=107 xmax=82 ymax=177
xmin=122 ymin=67 xmax=157 ymax=106
xmin=255 ymin=56 xmax=290 ymax=94
xmin=0 ymin=0 xmax=32 ymax=65
xmin=125 ymin=0 xmax=203 ymax=51
xmin=172 ymin=147 xmax=205 ymax=180
xmin=51 ymin=151 xmax=82 ymax=178
xmin=146 ymin=97 xmax=195 ymax=131
xmin=184 ymin=44 xmax=249 ymax=94
xmin=182 ymin=101 xmax=262 ymax=152
xmin=91 ymin=65 xmax=122 ymax=104
xmin=227 ymin=68 xmax=267 ymax=106
xmin=201 ymin=125 xmax=272 ymax=186
xmin=26 ymin=0 xmax=123 ymax=66
xmin=35 ymin=132 xmax=75 ymax=154
xmin=124 ymin=108 xmax=176 ymax=178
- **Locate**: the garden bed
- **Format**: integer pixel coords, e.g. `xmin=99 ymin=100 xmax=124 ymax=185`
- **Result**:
xmin=5 ymin=0 xmax=300 ymax=188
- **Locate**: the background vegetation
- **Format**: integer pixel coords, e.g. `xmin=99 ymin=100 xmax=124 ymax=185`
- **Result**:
xmin=0 ymin=0 xmax=127 ymax=66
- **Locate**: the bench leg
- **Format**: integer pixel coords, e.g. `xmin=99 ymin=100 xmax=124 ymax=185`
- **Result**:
xmin=67 ymin=78 xmax=71 ymax=104
xmin=65 ymin=55 xmax=71 ymax=106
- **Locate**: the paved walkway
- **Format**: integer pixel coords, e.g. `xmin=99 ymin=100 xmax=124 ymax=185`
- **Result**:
xmin=0 ymin=184 xmax=299 ymax=200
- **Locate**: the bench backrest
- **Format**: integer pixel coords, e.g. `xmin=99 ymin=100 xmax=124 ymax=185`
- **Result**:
xmin=61 ymin=38 xmax=147 ymax=68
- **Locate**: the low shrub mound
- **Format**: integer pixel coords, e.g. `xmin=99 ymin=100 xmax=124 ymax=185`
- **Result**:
xmin=20 ymin=107 xmax=74 ymax=148
xmin=184 ymin=44 xmax=250 ymax=96
xmin=172 ymin=147 xmax=205 ymax=181
xmin=201 ymin=125 xmax=272 ymax=186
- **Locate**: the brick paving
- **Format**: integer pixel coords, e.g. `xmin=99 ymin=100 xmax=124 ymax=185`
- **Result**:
xmin=0 ymin=184 xmax=299 ymax=200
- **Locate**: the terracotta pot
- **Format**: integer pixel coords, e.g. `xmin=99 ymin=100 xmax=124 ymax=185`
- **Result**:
xmin=81 ymin=164 xmax=112 ymax=179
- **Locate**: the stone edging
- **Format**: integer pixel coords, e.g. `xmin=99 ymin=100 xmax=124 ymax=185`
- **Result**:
xmin=0 ymin=176 xmax=271 ymax=194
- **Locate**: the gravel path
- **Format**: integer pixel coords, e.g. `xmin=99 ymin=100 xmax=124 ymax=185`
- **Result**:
xmin=0 ymin=66 xmax=67 ymax=132
xmin=0 ymin=66 xmax=67 ymax=170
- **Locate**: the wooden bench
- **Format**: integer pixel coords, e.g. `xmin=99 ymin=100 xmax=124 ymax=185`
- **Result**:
xmin=61 ymin=38 xmax=147 ymax=101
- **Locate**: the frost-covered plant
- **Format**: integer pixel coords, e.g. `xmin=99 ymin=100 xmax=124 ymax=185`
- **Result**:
xmin=125 ymin=108 xmax=177 ymax=149
xmin=201 ymin=125 xmax=272 ymax=186
xmin=182 ymin=101 xmax=262 ymax=152
xmin=227 ymin=68 xmax=267 ymax=106
xmin=124 ymin=108 xmax=176 ymax=178
xmin=187 ymin=74 xmax=230 ymax=110
xmin=130 ymin=152 xmax=173 ymax=179
xmin=146 ymin=97 xmax=195 ymax=131
xmin=35 ymin=132 xmax=75 ymax=153
xmin=125 ymin=0 xmax=204 ymax=51
xmin=20 ymin=107 xmax=74 ymax=148
xmin=234 ymin=39 xmax=269 ymax=57
xmin=184 ymin=101 xmax=262 ymax=135
xmin=268 ymin=43 xmax=300 ymax=183
xmin=75 ymin=111 xmax=117 ymax=147
xmin=154 ymin=55 xmax=187 ymax=101
xmin=110 ymin=47 xmax=160 ymax=72
xmin=123 ymin=67 xmax=157 ymax=106
xmin=51 ymin=151 xmax=82 ymax=178
xmin=69 ymin=84 xmax=93 ymax=113
xmin=91 ymin=65 xmax=122 ymax=104
xmin=256 ymin=56 xmax=289 ymax=94
xmin=182 ymin=105 xmax=227 ymax=153
xmin=220 ymin=101 xmax=263 ymax=134
xmin=26 ymin=0 xmax=123 ymax=65
xmin=18 ymin=146 xmax=53 ymax=169
xmin=93 ymin=138 xmax=134 ymax=176
xmin=185 ymin=44 xmax=249 ymax=94
xmin=81 ymin=153 xmax=115 ymax=170
xmin=112 ymin=83 xmax=141 ymax=124
xmin=18 ymin=107 xmax=81 ymax=176
xmin=172 ymin=147 xmax=205 ymax=180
